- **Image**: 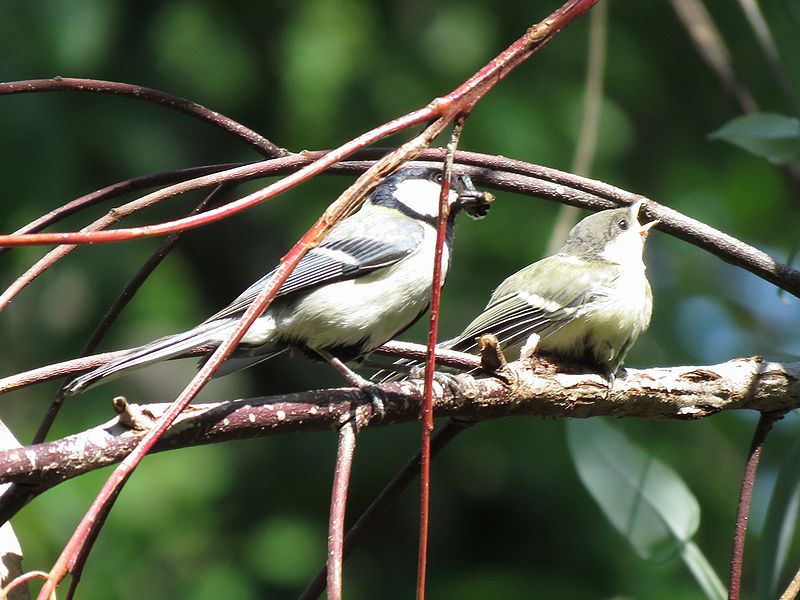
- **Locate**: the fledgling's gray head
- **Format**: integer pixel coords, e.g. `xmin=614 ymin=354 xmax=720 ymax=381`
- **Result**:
xmin=369 ymin=166 xmax=494 ymax=223
xmin=560 ymin=200 xmax=658 ymax=264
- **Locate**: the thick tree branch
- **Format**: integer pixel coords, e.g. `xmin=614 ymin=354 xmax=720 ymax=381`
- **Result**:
xmin=1 ymin=356 xmax=797 ymax=491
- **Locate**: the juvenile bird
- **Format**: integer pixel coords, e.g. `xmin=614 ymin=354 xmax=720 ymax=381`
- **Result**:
xmin=65 ymin=166 xmax=493 ymax=394
xmin=446 ymin=200 xmax=657 ymax=377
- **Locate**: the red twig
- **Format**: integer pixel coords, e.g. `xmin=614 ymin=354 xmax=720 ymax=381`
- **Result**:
xmin=37 ymin=116 xmax=453 ymax=599
xmin=0 ymin=112 xmax=433 ymax=249
xmin=0 ymin=0 xmax=596 ymax=250
xmin=0 ymin=163 xmax=241 ymax=256
xmin=37 ymin=220 xmax=316 ymax=599
xmin=417 ymin=116 xmax=466 ymax=600
xmin=0 ymin=158 xmax=294 ymax=310
xmin=0 ymin=570 xmax=49 ymax=599
xmin=727 ymin=411 xmax=784 ymax=600
xmin=0 ymin=78 xmax=285 ymax=158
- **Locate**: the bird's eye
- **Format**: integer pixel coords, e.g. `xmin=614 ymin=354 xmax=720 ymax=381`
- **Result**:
xmin=434 ymin=173 xmax=443 ymax=184
xmin=617 ymin=218 xmax=629 ymax=231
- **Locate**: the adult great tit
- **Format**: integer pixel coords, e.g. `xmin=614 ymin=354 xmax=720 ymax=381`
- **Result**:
xmin=64 ymin=166 xmax=493 ymax=394
xmin=447 ymin=201 xmax=657 ymax=376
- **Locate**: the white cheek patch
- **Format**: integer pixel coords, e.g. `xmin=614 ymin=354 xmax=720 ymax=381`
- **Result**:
xmin=393 ymin=178 xmax=455 ymax=218
xmin=600 ymin=230 xmax=645 ymax=265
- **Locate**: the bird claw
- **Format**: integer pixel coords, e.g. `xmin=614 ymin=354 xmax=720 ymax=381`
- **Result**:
xmin=361 ymin=384 xmax=387 ymax=422
xmin=603 ymin=370 xmax=617 ymax=400
xmin=432 ymin=371 xmax=473 ymax=398
xmin=404 ymin=365 xmax=468 ymax=397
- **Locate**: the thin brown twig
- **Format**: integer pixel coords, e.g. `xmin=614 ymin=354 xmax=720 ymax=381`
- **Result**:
xmin=0 ymin=2 xmax=597 ymax=251
xmin=300 ymin=420 xmax=472 ymax=600
xmin=669 ymin=0 xmax=758 ymax=114
xmin=546 ymin=0 xmax=607 ymax=253
xmin=735 ymin=0 xmax=800 ymax=115
xmin=0 ymin=180 xmax=228 ymax=544
xmin=0 ymin=570 xmax=49 ymax=599
xmin=728 ymin=411 xmax=785 ymax=600
xmin=670 ymin=0 xmax=800 ymax=197
xmin=0 ymin=78 xmax=286 ymax=158
xmin=327 ymin=420 xmax=359 ymax=600
xmin=4 ymin=150 xmax=800 ymax=307
xmin=0 ymin=159 xmax=290 ymax=311
xmin=0 ymin=342 xmax=476 ymax=398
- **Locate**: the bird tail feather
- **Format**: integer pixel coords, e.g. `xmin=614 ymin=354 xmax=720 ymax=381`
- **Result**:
xmin=64 ymin=320 xmax=233 ymax=394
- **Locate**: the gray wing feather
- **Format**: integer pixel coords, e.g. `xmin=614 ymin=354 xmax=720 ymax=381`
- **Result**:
xmin=207 ymin=214 xmax=424 ymax=322
xmin=448 ymin=293 xmax=579 ymax=354
xmin=448 ymin=257 xmax=620 ymax=354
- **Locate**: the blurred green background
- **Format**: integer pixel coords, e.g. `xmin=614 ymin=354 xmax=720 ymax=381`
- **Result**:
xmin=2 ymin=1 xmax=800 ymax=598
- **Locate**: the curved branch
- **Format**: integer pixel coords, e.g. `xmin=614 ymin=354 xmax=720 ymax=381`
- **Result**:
xmin=4 ymin=151 xmax=797 ymax=305
xmin=313 ymin=149 xmax=800 ymax=298
xmin=1 ymin=356 xmax=797 ymax=490
xmin=0 ymin=78 xmax=286 ymax=158
xmin=0 ymin=163 xmax=243 ymax=254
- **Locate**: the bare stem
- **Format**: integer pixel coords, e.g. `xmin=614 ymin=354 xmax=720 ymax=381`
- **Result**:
xmin=728 ymin=411 xmax=784 ymax=600
xmin=1 ymin=358 xmax=799 ymax=492
xmin=0 ymin=163 xmax=242 ymax=256
xmin=327 ymin=421 xmax=359 ymax=600
xmin=300 ymin=420 xmax=471 ymax=600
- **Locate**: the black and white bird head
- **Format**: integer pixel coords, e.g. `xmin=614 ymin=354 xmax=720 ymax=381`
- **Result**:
xmin=368 ymin=166 xmax=494 ymax=224
xmin=560 ymin=200 xmax=659 ymax=264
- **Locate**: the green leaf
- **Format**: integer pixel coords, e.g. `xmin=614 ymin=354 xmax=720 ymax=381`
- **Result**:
xmin=709 ymin=113 xmax=800 ymax=165
xmin=756 ymin=436 xmax=800 ymax=599
xmin=567 ymin=419 xmax=725 ymax=599
xmin=682 ymin=541 xmax=727 ymax=600
xmin=567 ymin=419 xmax=700 ymax=562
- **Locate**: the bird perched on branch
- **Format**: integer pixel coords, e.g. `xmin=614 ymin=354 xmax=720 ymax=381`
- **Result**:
xmin=445 ymin=200 xmax=657 ymax=377
xmin=65 ymin=166 xmax=494 ymax=395
xmin=377 ymin=201 xmax=656 ymax=382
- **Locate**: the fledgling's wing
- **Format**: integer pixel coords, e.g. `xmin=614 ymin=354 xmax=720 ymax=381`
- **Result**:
xmin=372 ymin=255 xmax=602 ymax=382
xmin=206 ymin=209 xmax=425 ymax=322
xmin=447 ymin=256 xmax=614 ymax=354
